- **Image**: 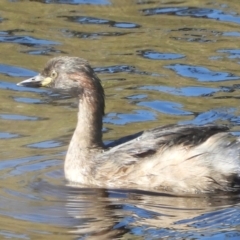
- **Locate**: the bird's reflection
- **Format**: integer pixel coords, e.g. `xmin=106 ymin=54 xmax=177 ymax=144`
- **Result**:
xmin=63 ymin=185 xmax=240 ymax=239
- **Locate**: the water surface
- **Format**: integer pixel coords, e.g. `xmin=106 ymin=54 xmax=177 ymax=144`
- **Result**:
xmin=1 ymin=0 xmax=240 ymax=239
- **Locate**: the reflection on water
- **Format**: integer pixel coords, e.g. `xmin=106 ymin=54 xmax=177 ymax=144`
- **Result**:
xmin=141 ymin=6 xmax=240 ymax=25
xmin=62 ymin=187 xmax=240 ymax=239
xmin=166 ymin=64 xmax=240 ymax=82
xmin=1 ymin=0 xmax=240 ymax=238
xmin=62 ymin=15 xmax=141 ymax=29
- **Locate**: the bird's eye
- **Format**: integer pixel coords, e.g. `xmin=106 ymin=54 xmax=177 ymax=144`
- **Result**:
xmin=50 ymin=70 xmax=57 ymax=79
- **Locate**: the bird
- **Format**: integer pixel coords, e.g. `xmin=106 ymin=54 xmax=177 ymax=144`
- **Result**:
xmin=17 ymin=56 xmax=240 ymax=193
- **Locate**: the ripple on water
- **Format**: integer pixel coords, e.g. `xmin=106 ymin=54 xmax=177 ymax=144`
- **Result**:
xmin=0 ymin=81 xmax=47 ymax=93
xmin=0 ymin=29 xmax=62 ymax=56
xmin=0 ymin=152 xmax=65 ymax=228
xmin=137 ymin=49 xmax=185 ymax=60
xmin=170 ymin=28 xmax=221 ymax=43
xmin=182 ymin=108 xmax=236 ymax=125
xmin=0 ymin=64 xmax=37 ymax=77
xmin=138 ymin=100 xmax=192 ymax=116
xmin=62 ymin=16 xmax=110 ymax=24
xmin=174 ymin=207 xmax=240 ymax=237
xmin=22 ymin=46 xmax=66 ymax=56
xmin=2 ymin=1 xmax=240 ymax=239
xmin=27 ymin=140 xmax=64 ymax=149
xmin=10 ymin=159 xmax=62 ymax=176
xmin=0 ymin=31 xmax=59 ymax=47
xmin=95 ymin=65 xmax=137 ymax=73
xmin=0 ymin=132 xmax=20 ymax=139
xmin=139 ymin=85 xmax=221 ymax=97
xmin=125 ymin=94 xmax=148 ymax=100
xmin=165 ymin=64 xmax=240 ymax=82
xmin=0 ymin=114 xmax=47 ymax=121
xmin=62 ymin=29 xmax=131 ymax=39
xmin=59 ymin=188 xmax=240 ymax=238
xmin=141 ymin=7 xmax=240 ymax=25
xmin=13 ymin=97 xmax=44 ymax=104
xmin=94 ymin=64 xmax=161 ymax=76
xmin=223 ymin=32 xmax=240 ymax=37
xmin=61 ymin=15 xmax=141 ymax=28
xmin=27 ymin=0 xmax=110 ymax=4
xmin=111 ymin=22 xmax=140 ymax=28
xmin=218 ymin=49 xmax=240 ymax=59
xmin=0 ymin=154 xmax=63 ymax=179
xmin=104 ymin=110 xmax=156 ymax=125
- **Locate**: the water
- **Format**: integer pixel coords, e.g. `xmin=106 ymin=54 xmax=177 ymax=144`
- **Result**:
xmin=1 ymin=0 xmax=240 ymax=238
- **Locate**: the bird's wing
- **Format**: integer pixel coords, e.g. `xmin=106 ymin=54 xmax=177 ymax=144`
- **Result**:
xmin=106 ymin=124 xmax=229 ymax=159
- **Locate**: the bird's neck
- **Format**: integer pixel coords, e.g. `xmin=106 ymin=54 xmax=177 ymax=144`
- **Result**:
xmin=64 ymin=89 xmax=104 ymax=183
xmin=73 ymin=91 xmax=104 ymax=149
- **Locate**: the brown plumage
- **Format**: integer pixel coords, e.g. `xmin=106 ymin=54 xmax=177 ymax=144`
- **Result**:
xmin=17 ymin=56 xmax=240 ymax=193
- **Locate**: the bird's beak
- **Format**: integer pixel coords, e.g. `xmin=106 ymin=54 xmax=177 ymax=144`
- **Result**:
xmin=17 ymin=75 xmax=52 ymax=88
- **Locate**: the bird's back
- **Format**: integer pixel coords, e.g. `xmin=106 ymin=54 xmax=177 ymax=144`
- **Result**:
xmin=95 ymin=124 xmax=240 ymax=193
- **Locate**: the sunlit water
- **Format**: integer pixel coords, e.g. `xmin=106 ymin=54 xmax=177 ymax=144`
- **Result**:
xmin=1 ymin=0 xmax=240 ymax=239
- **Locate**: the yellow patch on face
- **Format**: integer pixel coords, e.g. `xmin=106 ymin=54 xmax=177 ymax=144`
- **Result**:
xmin=41 ymin=77 xmax=53 ymax=87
